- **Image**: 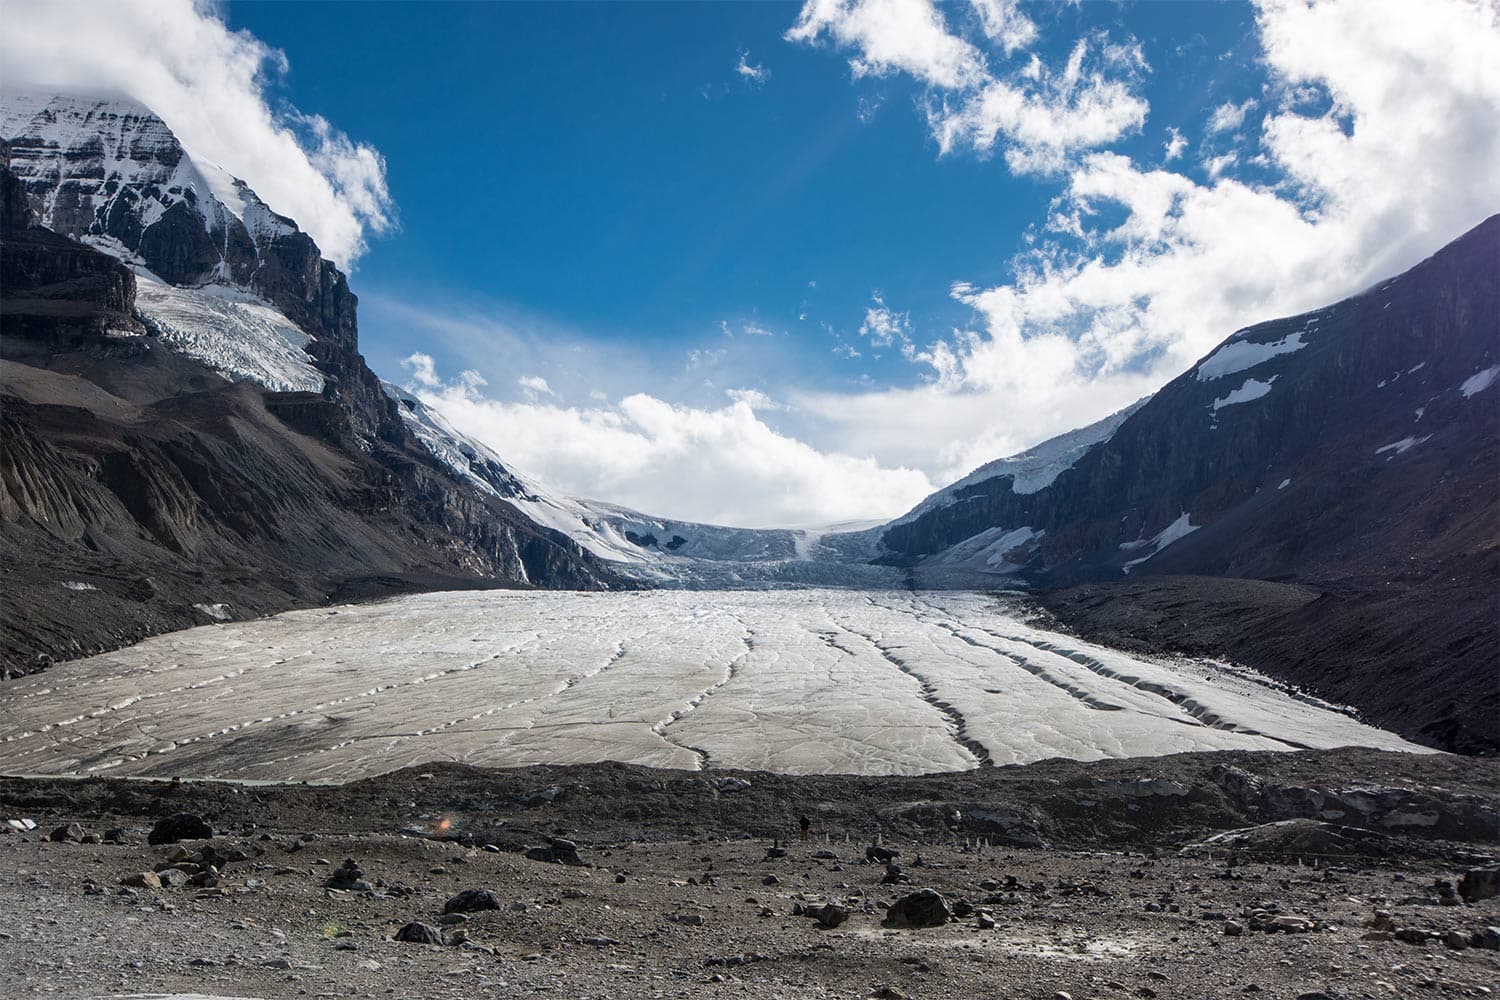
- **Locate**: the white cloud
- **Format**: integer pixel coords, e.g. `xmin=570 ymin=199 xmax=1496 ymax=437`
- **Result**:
xmin=928 ymin=37 xmax=1149 ymax=171
xmin=404 ymin=356 xmax=935 ymax=528
xmin=857 ymin=294 xmax=912 ymax=349
xmin=0 ymin=0 xmax=393 ymax=266
xmin=1207 ymin=97 xmax=1257 ymax=134
xmin=735 ymin=49 xmax=771 ymax=85
xmin=518 ymin=375 xmax=555 ymax=399
xmin=971 ymin=0 xmax=1037 ymax=55
xmin=787 ymin=0 xmax=1148 ymax=174
xmin=783 ymin=0 xmax=1500 ymax=490
xmin=787 ymin=0 xmax=987 ymax=89
xmin=1163 ymin=126 xmax=1188 ymax=161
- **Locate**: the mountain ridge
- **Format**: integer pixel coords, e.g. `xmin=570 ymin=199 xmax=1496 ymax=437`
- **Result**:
xmin=0 ymin=93 xmax=621 ymax=675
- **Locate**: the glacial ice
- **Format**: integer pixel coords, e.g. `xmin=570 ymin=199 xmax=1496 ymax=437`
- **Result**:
xmin=0 ymin=590 xmax=1427 ymax=783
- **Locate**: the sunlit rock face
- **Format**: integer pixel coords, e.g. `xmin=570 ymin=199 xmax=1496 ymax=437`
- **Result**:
xmin=0 ymin=589 xmax=1427 ymax=783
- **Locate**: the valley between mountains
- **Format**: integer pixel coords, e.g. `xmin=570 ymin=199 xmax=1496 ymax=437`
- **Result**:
xmin=0 ymin=77 xmax=1497 ymax=1000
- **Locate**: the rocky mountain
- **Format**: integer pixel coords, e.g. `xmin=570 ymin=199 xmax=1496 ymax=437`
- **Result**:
xmin=873 ymin=216 xmax=1499 ymax=752
xmin=1 ymin=93 xmax=618 ymax=676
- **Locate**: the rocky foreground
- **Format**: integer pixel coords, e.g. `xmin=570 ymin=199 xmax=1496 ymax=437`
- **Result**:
xmin=0 ymin=748 xmax=1497 ymax=999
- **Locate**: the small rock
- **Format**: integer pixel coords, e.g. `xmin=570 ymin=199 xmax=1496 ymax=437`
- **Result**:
xmin=121 ymin=872 xmax=162 ymax=891
xmin=814 ymin=902 xmax=849 ymax=929
xmin=48 ymin=823 xmax=88 ymax=843
xmin=324 ymin=858 xmax=374 ymax=892
xmin=1223 ymin=921 xmax=1244 ymax=936
xmin=157 ymin=868 xmax=191 ymax=888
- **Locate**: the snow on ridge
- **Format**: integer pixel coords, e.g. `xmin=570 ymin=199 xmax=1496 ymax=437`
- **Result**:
xmin=1211 ymin=376 xmax=1276 ymax=412
xmin=888 ymin=398 xmax=1147 ymax=529
xmin=1460 ymin=365 xmax=1499 ymax=398
xmin=2 ymin=90 xmax=304 ymax=285
xmin=381 ymin=384 xmax=659 ymax=567
xmin=1196 ymin=330 xmax=1307 ymax=381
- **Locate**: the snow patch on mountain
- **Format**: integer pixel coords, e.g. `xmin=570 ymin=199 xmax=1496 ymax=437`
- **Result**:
xmin=1196 ymin=331 xmax=1306 ymax=381
xmin=1460 ymin=365 xmax=1499 ymax=398
xmin=1375 ymin=435 xmax=1432 ymax=459
xmin=918 ymin=525 xmax=1043 ymax=575
xmin=1211 ymin=376 xmax=1277 ymax=412
xmin=1120 ymin=512 xmax=1199 ymax=574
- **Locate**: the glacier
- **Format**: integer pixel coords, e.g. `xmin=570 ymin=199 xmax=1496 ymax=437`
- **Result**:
xmin=0 ymin=589 xmax=1427 ymax=783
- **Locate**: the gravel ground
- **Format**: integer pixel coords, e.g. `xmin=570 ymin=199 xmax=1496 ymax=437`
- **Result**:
xmin=1 ymin=748 xmax=1497 ymax=999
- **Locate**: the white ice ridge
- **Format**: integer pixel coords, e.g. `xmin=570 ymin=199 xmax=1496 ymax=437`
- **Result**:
xmin=0 ymin=590 xmax=1428 ymax=782
xmin=1196 ymin=331 xmax=1307 ymax=381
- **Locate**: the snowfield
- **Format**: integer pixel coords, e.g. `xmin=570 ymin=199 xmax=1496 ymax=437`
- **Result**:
xmin=0 ymin=591 xmax=1428 ymax=783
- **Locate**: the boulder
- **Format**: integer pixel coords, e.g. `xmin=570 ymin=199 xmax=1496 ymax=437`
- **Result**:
xmin=443 ymin=889 xmax=504 ymax=914
xmin=147 ymin=813 xmax=213 ymax=845
xmin=393 ymin=922 xmax=444 ymax=945
xmin=884 ymin=888 xmax=951 ymax=929
xmin=1459 ymin=866 xmax=1500 ymax=903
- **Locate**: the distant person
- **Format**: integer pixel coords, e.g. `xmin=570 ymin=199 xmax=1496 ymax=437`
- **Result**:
xmin=799 ymin=814 xmax=811 ymax=841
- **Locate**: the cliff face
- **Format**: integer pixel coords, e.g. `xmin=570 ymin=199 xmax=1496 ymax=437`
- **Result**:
xmin=879 ymin=216 xmax=1499 ymax=753
xmin=882 ymin=215 xmax=1498 ymax=587
xmin=0 ymin=96 xmax=617 ymax=677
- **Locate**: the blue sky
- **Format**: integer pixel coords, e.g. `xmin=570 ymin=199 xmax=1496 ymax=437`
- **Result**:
xmin=225 ymin=1 xmax=1258 ymax=398
xmin=7 ymin=0 xmax=1498 ymax=525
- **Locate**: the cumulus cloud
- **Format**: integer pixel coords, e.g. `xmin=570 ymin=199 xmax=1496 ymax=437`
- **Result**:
xmin=787 ymin=0 xmax=987 ymax=89
xmin=787 ymin=0 xmax=1148 ymax=173
xmin=402 ymin=355 xmax=935 ymax=528
xmin=0 ymin=0 xmax=394 ymax=266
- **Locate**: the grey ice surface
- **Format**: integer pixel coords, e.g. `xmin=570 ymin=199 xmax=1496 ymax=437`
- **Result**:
xmin=0 ymin=590 xmax=1427 ymax=782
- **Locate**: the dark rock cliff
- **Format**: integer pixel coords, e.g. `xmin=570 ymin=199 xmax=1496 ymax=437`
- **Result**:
xmin=0 ymin=109 xmax=617 ymax=678
xmin=883 ymin=217 xmax=1500 ymax=753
